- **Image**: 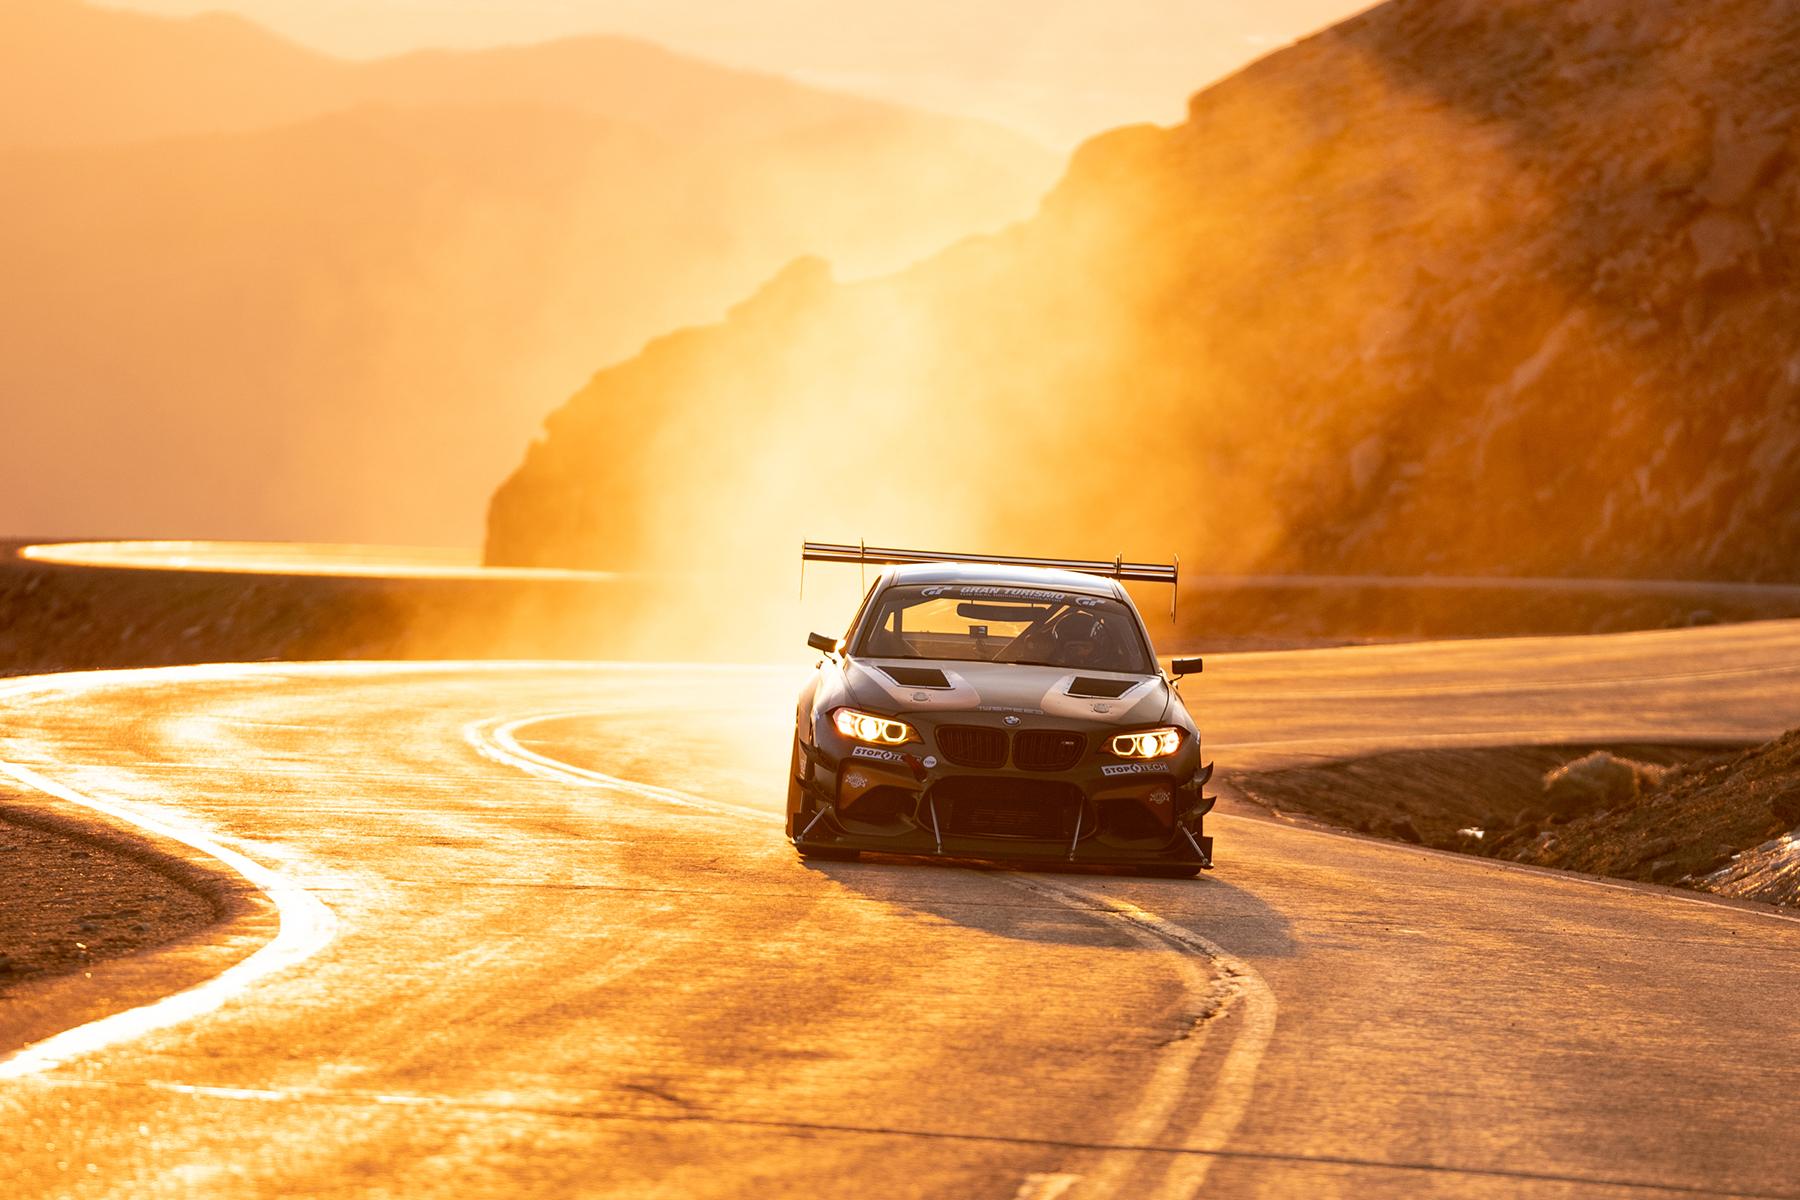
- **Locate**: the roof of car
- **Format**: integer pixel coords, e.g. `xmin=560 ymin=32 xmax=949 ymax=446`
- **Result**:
xmin=882 ymin=562 xmax=1125 ymax=596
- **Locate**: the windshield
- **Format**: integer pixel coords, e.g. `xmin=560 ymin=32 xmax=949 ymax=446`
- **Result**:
xmin=853 ymin=583 xmax=1154 ymax=674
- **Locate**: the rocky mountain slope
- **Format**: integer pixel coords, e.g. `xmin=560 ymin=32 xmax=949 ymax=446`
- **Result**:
xmin=489 ymin=0 xmax=1800 ymax=584
xmin=0 ymin=1 xmax=1052 ymax=546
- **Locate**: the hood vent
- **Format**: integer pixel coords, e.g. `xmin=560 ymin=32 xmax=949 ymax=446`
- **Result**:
xmin=1067 ymin=676 xmax=1136 ymax=699
xmin=879 ymin=665 xmax=951 ymax=689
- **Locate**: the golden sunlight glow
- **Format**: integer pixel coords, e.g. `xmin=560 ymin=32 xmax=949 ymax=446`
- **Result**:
xmin=19 ymin=541 xmax=611 ymax=581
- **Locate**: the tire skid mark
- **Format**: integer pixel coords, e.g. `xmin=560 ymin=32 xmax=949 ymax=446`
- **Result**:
xmin=25 ymin=1074 xmax=1800 ymax=1199
xmin=472 ymin=709 xmax=1271 ymax=1200
xmin=463 ymin=712 xmax=779 ymax=826
xmin=0 ymin=662 xmax=760 ymax=1083
xmin=1006 ymin=877 xmax=1276 ymax=1200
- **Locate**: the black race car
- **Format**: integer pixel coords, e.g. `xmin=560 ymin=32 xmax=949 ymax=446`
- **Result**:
xmin=788 ymin=543 xmax=1214 ymax=875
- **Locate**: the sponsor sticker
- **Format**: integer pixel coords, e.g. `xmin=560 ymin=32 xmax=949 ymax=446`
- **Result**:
xmin=923 ymin=755 xmax=938 ymax=769
xmin=844 ymin=771 xmax=870 ymax=790
xmin=850 ymin=746 xmax=904 ymax=763
xmin=923 ymin=585 xmax=1074 ymax=603
xmin=1101 ymin=762 xmax=1169 ymax=777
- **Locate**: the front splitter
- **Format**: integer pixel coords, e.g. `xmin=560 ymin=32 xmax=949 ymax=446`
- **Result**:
xmin=793 ymin=822 xmax=1213 ymax=870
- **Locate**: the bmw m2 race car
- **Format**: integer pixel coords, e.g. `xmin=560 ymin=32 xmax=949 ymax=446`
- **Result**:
xmin=788 ymin=543 xmax=1215 ymax=876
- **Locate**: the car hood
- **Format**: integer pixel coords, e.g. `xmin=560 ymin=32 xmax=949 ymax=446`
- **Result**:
xmin=845 ymin=657 xmax=1171 ymax=726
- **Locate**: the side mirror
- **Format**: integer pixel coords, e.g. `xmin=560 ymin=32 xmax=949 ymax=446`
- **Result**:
xmin=807 ymin=632 xmax=839 ymax=654
xmin=1171 ymin=657 xmax=1204 ymax=677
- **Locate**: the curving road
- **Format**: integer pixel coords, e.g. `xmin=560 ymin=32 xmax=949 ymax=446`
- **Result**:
xmin=15 ymin=541 xmax=612 ymax=583
xmin=2 ymin=621 xmax=1799 ymax=1198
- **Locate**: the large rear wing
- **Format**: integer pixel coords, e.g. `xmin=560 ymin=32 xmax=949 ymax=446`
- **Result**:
xmin=801 ymin=541 xmax=1179 ymax=617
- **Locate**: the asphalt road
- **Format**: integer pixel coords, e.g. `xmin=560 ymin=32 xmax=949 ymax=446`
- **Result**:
xmin=2 ymin=620 xmax=1799 ymax=1198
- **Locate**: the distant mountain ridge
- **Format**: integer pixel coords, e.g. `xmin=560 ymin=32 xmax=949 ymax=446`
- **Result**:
xmin=486 ymin=0 xmax=1800 ymax=584
xmin=2 ymin=0 xmax=1026 ymax=149
xmin=0 ymin=1 xmax=1055 ymax=545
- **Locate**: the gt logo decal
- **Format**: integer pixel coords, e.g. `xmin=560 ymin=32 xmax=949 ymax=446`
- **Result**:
xmin=922 ymin=585 xmax=1075 ymax=602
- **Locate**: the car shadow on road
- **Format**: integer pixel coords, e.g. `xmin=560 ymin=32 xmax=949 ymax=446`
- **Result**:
xmin=796 ymin=854 xmax=1297 ymax=958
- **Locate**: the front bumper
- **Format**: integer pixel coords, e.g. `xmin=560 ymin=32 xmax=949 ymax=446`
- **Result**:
xmin=791 ymin=730 xmax=1215 ymax=869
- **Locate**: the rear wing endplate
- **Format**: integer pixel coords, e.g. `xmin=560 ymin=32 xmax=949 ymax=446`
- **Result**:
xmin=801 ymin=541 xmax=1179 ymax=618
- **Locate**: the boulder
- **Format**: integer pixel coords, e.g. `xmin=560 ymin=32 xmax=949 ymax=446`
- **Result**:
xmin=1543 ymin=752 xmax=1664 ymax=814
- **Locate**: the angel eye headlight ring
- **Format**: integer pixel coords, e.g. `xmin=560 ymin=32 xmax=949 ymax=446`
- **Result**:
xmin=1109 ymin=727 xmax=1183 ymax=759
xmin=832 ymin=707 xmax=917 ymax=746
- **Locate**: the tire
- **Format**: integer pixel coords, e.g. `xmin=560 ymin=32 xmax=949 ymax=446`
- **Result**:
xmin=789 ymin=729 xmax=857 ymax=860
xmin=786 ymin=733 xmax=808 ymax=836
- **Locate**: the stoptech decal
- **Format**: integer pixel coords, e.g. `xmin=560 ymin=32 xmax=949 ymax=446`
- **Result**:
xmin=850 ymin=746 xmax=905 ymax=763
xmin=1101 ymin=762 xmax=1170 ymax=777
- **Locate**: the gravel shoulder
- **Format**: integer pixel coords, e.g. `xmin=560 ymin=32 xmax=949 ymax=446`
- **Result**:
xmin=0 ymin=796 xmax=256 ymax=1055
xmin=1235 ymin=733 xmax=1800 ymax=908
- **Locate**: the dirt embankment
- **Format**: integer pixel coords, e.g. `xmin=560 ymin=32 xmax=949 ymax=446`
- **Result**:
xmin=0 ymin=542 xmax=627 ymax=675
xmin=0 ymin=799 xmax=237 ymax=1046
xmin=1236 ymin=732 xmax=1800 ymax=907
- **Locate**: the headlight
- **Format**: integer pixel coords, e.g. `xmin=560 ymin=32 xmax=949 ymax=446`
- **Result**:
xmin=831 ymin=707 xmax=918 ymax=746
xmin=1110 ymin=727 xmax=1183 ymax=759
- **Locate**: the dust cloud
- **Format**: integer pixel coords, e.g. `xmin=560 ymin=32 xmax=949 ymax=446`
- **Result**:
xmin=489 ymin=0 xmax=1800 ymax=660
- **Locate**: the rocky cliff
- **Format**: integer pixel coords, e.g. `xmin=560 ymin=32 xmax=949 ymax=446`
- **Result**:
xmin=489 ymin=0 xmax=1800 ymax=583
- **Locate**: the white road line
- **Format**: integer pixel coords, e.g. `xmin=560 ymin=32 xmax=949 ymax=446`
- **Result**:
xmin=1016 ymin=881 xmax=1276 ymax=1200
xmin=473 ymin=710 xmax=1270 ymax=1199
xmin=0 ymin=756 xmax=336 ymax=1080
xmin=462 ymin=712 xmax=781 ymax=826
xmin=0 ymin=662 xmax=774 ymax=1082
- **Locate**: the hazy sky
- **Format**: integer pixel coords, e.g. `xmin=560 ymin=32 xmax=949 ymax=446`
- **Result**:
xmin=97 ymin=1 xmax=1378 ymax=145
